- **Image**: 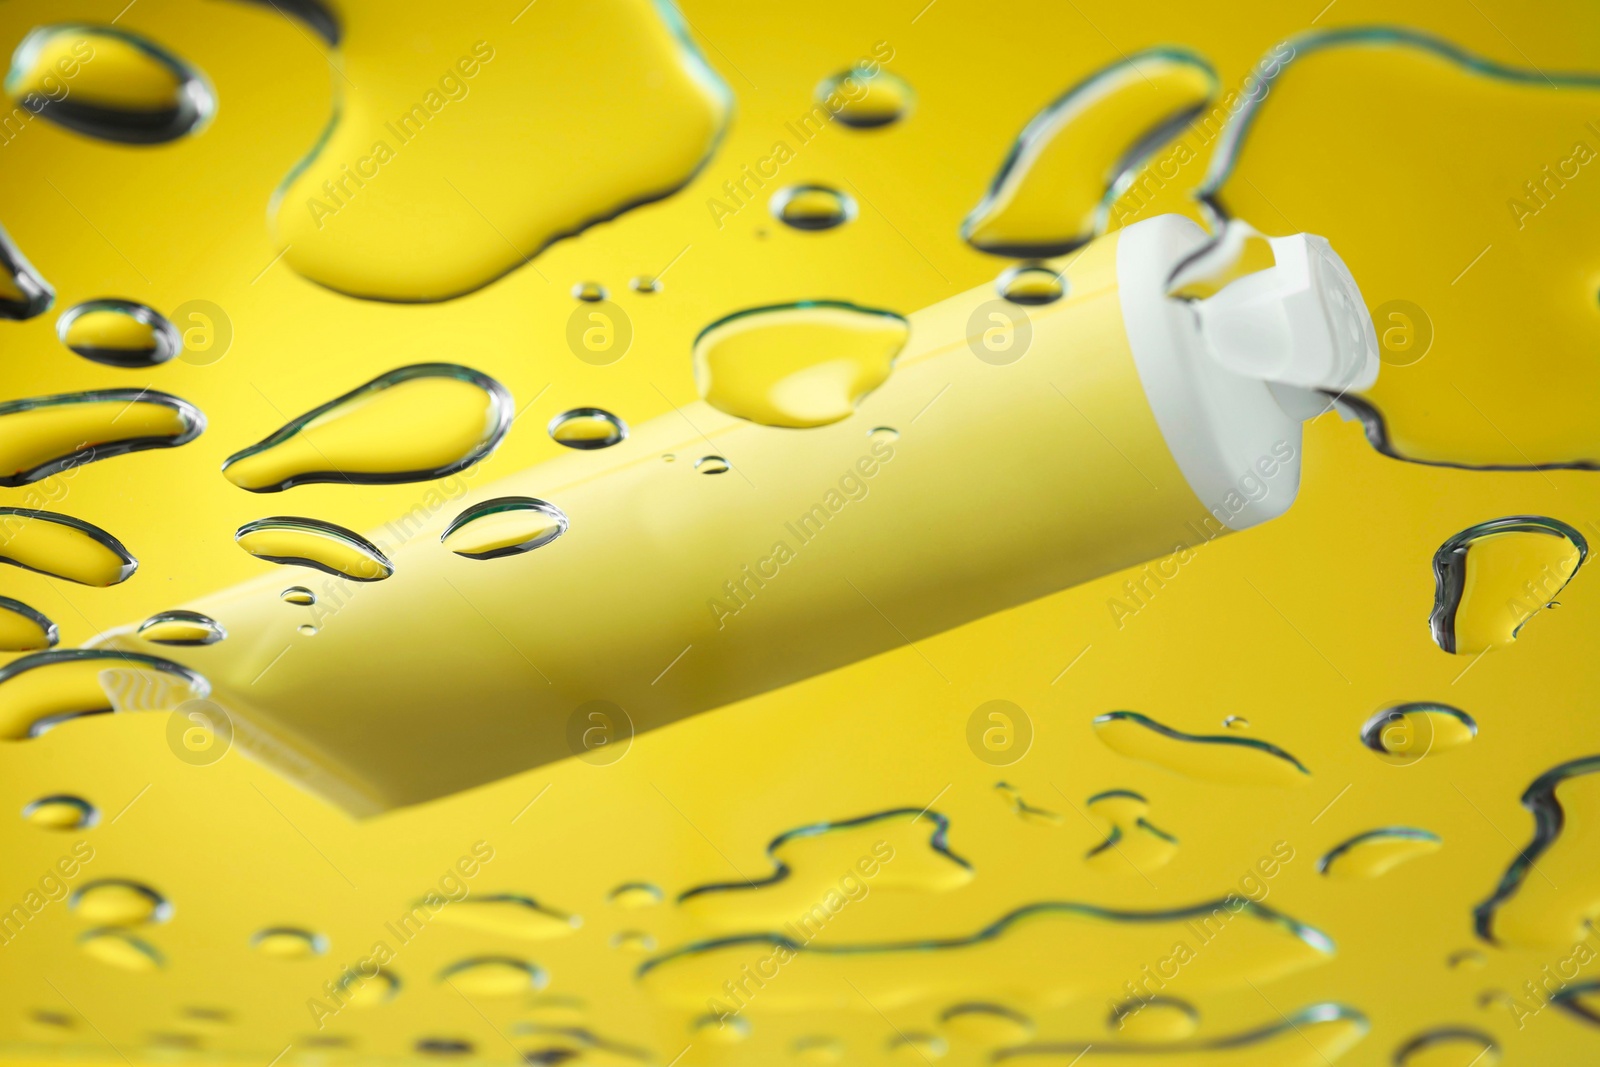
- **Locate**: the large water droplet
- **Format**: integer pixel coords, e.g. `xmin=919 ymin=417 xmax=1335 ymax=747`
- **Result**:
xmin=1083 ymin=789 xmax=1178 ymax=874
xmin=939 ymin=1003 xmax=1034 ymax=1045
xmin=138 ymin=610 xmax=226 ymax=646
xmin=223 ymin=365 xmax=512 ymax=492
xmin=694 ymin=301 xmax=909 ymax=428
xmin=236 ymin=517 xmax=394 ymax=581
xmin=0 ymin=222 xmax=53 ymax=320
xmin=816 ymin=67 xmax=914 ymax=129
xmin=1430 ymin=516 xmax=1585 ymax=654
xmin=7 ymin=25 xmax=215 ymax=144
xmin=251 ymin=927 xmax=327 ymax=958
xmin=548 ymin=408 xmax=627 ymax=450
xmin=1360 ymin=703 xmax=1476 ymax=763
xmin=79 ymin=928 xmax=163 ymax=971
xmin=0 ymin=649 xmax=208 ymax=739
xmin=1092 ymin=710 xmax=1310 ymax=786
xmin=997 ymin=263 xmax=1066 ymax=306
xmin=0 ymin=509 xmax=137 ymax=586
xmin=21 ymin=794 xmax=97 ymax=830
xmin=770 ymin=185 xmax=856 ymax=231
xmin=0 ymin=389 xmax=204 ymax=487
xmin=429 ymin=895 xmax=580 ymax=939
xmin=1317 ymin=828 xmax=1442 ymax=879
xmin=57 ymin=300 xmax=179 ymax=367
xmin=441 ymin=498 xmax=568 ymax=560
xmin=71 ymin=879 xmax=171 ymax=925
xmin=439 ymin=957 xmax=546 ymax=998
xmin=962 ymin=49 xmax=1215 ymax=256
xmin=0 ymin=596 xmax=58 ymax=651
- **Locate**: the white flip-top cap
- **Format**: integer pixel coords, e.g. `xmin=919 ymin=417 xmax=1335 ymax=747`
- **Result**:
xmin=1191 ymin=232 xmax=1379 ymax=394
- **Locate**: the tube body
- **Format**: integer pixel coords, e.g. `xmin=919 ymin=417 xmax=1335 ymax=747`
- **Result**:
xmin=108 ymin=215 xmax=1300 ymax=813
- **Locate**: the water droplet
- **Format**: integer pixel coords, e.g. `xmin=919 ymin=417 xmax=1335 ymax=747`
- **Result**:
xmin=1084 ymin=789 xmax=1178 ymax=874
xmin=816 ymin=68 xmax=914 ymax=129
xmin=1361 ymin=703 xmax=1477 ymax=763
xmin=0 ymin=223 xmax=53 ymax=321
xmin=888 ymin=1033 xmax=946 ymax=1061
xmin=869 ymin=426 xmax=899 ymax=443
xmin=281 ymin=586 xmax=317 ymax=606
xmin=297 ymin=623 xmax=318 ymax=636
xmin=57 ymin=300 xmax=179 ymax=367
xmin=79 ymin=928 xmax=163 ymax=971
xmin=695 ymin=455 xmax=729 ymax=474
xmin=223 ymin=364 xmax=512 ymax=492
xmin=1223 ymin=715 xmax=1249 ymax=730
xmin=417 ymin=1039 xmax=474 ymax=1057
xmin=26 ymin=1010 xmax=78 ymax=1035
xmin=548 ymin=408 xmax=627 ymax=450
xmin=0 ymin=509 xmax=137 ymax=587
xmin=939 ymin=1004 xmax=1034 ymax=1045
xmin=1431 ymin=516 xmax=1585 ymax=654
xmin=441 ymin=498 xmax=569 ymax=560
xmin=429 ymin=895 xmax=580 ymax=940
xmin=997 ymin=263 xmax=1066 ymax=306
xmin=770 ymin=185 xmax=857 ymax=231
xmin=333 ymin=968 xmax=399 ymax=1007
xmin=0 ymin=649 xmax=208 ymax=740
xmin=792 ymin=1036 xmax=844 ymax=1063
xmin=693 ymin=1013 xmax=750 ymax=1043
xmin=236 ymin=517 xmax=394 ymax=581
xmin=70 ymin=879 xmax=171 ymax=925
xmin=0 ymin=389 xmax=204 ymax=487
xmin=1092 ymin=710 xmax=1311 ymax=786
xmin=439 ymin=957 xmax=547 ymax=998
xmin=610 ymin=930 xmax=656 ymax=952
xmin=1107 ymin=996 xmax=1199 ymax=1041
xmin=1318 ymin=828 xmax=1442 ymax=879
xmin=694 ymin=301 xmax=909 ymax=428
xmin=962 ymin=49 xmax=1215 ymax=256
xmin=138 ymin=610 xmax=226 ymax=646
xmin=629 ymin=275 xmax=661 ymax=294
xmin=21 ymin=794 xmax=97 ymax=830
xmin=994 ymin=781 xmax=1062 ymax=824
xmin=251 ymin=927 xmax=327 ymax=958
xmin=572 ymin=282 xmax=608 ymax=302
xmin=0 ymin=596 xmax=58 ymax=651
xmin=1448 ymin=949 xmax=1486 ymax=970
xmin=607 ymin=883 xmax=663 ymax=908
xmin=7 ymin=25 xmax=215 ymax=144
xmin=1394 ymin=1029 xmax=1499 ymax=1066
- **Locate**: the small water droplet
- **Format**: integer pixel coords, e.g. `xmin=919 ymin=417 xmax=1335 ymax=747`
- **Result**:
xmin=695 ymin=455 xmax=729 ymax=474
xmin=869 ymin=426 xmax=899 ymax=444
xmin=996 ymin=263 xmax=1066 ymax=306
xmin=816 ymin=68 xmax=914 ymax=129
xmin=281 ymin=586 xmax=317 ymax=606
xmin=1448 ymin=948 xmax=1487 ymax=970
xmin=431 ymin=895 xmax=580 ymax=939
xmin=7 ymin=25 xmax=216 ymax=144
xmin=693 ymin=1013 xmax=750 ymax=1043
xmin=0 ymin=596 xmax=58 ymax=651
xmin=1361 ymin=703 xmax=1477 ymax=764
xmin=236 ymin=517 xmax=394 ymax=581
xmin=661 ymin=453 xmax=676 ymax=463
xmin=629 ymin=275 xmax=661 ymax=294
xmin=0 ymin=389 xmax=204 ymax=488
xmin=79 ymin=928 xmax=163 ymax=971
xmin=610 ymin=930 xmax=656 ymax=953
xmin=332 ymin=968 xmax=399 ymax=1007
xmin=1223 ymin=715 xmax=1249 ymax=730
xmin=224 ymin=364 xmax=512 ymax=492
xmin=251 ymin=927 xmax=327 ymax=958
xmin=548 ymin=408 xmax=627 ymax=450
xmin=21 ymin=794 xmax=97 ymax=830
xmin=71 ymin=879 xmax=171 ymax=925
xmin=441 ymin=498 xmax=569 ymax=559
xmin=694 ymin=301 xmax=909 ymax=428
xmin=138 ymin=610 xmax=226 ymax=646
xmin=572 ymin=282 xmax=608 ymax=303
xmin=770 ymin=185 xmax=857 ymax=231
xmin=938 ymin=1003 xmax=1034 ymax=1045
xmin=57 ymin=300 xmax=179 ymax=367
xmin=1107 ymin=997 xmax=1199 ymax=1041
xmin=297 ymin=624 xmax=318 ymax=636
xmin=606 ymin=883 xmax=663 ymax=908
xmin=888 ymin=1033 xmax=946 ymax=1061
xmin=439 ymin=957 xmax=546 ymax=998
xmin=416 ymin=1039 xmax=474 ymax=1057
xmin=792 ymin=1036 xmax=844 ymax=1064
xmin=0 ymin=222 xmax=53 ymax=321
